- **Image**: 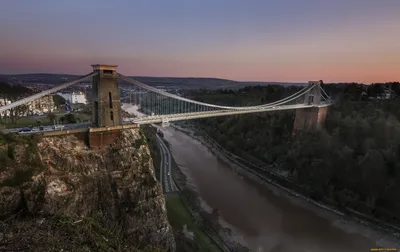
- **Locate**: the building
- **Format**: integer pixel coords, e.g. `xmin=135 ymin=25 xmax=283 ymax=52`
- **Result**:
xmin=71 ymin=92 xmax=87 ymax=104
xmin=27 ymin=95 xmax=56 ymax=114
xmin=57 ymin=91 xmax=87 ymax=104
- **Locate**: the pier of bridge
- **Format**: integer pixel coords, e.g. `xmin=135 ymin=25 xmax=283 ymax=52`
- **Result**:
xmin=293 ymin=81 xmax=329 ymax=133
xmin=89 ymin=64 xmax=124 ymax=148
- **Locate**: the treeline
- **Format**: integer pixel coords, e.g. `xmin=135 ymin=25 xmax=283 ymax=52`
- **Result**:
xmin=322 ymin=82 xmax=400 ymax=101
xmin=0 ymin=82 xmax=68 ymax=125
xmin=188 ymin=82 xmax=400 ymax=225
xmin=0 ymin=82 xmax=33 ymax=122
xmin=0 ymin=82 xmax=33 ymax=101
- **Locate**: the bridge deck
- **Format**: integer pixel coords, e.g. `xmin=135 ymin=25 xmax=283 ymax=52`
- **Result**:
xmin=40 ymin=124 xmax=139 ymax=137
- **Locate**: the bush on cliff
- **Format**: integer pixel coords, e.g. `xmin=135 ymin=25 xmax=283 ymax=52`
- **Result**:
xmin=0 ymin=215 xmax=162 ymax=252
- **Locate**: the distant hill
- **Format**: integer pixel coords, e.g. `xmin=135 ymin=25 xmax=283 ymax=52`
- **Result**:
xmin=0 ymin=73 xmax=307 ymax=89
xmin=0 ymin=73 xmax=83 ymax=85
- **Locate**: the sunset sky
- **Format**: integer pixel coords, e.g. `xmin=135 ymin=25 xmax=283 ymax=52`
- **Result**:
xmin=0 ymin=0 xmax=399 ymax=83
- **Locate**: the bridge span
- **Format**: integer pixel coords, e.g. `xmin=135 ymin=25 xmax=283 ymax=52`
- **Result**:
xmin=1 ymin=64 xmax=332 ymax=147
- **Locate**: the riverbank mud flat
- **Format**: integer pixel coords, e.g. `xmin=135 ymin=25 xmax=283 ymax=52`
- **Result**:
xmin=164 ymin=124 xmax=400 ymax=252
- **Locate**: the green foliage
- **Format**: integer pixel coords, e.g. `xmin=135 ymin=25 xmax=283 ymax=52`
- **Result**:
xmin=64 ymin=113 xmax=77 ymax=123
xmin=0 ymin=215 xmax=162 ymax=252
xmin=52 ymin=94 xmax=66 ymax=106
xmin=287 ymin=101 xmax=400 ymax=218
xmin=47 ymin=112 xmax=57 ymax=124
xmin=134 ymin=130 xmax=148 ymax=149
xmin=0 ymin=149 xmax=10 ymax=171
xmin=166 ymin=195 xmax=222 ymax=252
xmin=0 ymin=82 xmax=34 ymax=124
xmin=7 ymin=145 xmax=15 ymax=160
xmin=0 ymin=132 xmax=40 ymax=146
xmin=191 ymin=84 xmax=400 ymax=224
xmin=0 ymin=82 xmax=33 ymax=100
xmin=1 ymin=116 xmax=52 ymax=129
xmin=0 ymin=133 xmax=44 ymax=186
xmin=0 ymin=168 xmax=35 ymax=187
xmin=141 ymin=125 xmax=161 ymax=180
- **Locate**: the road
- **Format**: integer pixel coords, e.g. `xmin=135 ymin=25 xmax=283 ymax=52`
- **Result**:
xmin=156 ymin=133 xmax=178 ymax=193
xmin=2 ymin=122 xmax=91 ymax=134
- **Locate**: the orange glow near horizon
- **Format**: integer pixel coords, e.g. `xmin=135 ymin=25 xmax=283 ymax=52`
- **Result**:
xmin=0 ymin=1 xmax=399 ymax=84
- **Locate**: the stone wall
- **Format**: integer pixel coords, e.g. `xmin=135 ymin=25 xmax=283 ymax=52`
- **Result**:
xmin=88 ymin=130 xmax=121 ymax=149
xmin=293 ymin=106 xmax=329 ymax=133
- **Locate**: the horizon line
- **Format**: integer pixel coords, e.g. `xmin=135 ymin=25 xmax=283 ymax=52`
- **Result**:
xmin=0 ymin=72 xmax=398 ymax=85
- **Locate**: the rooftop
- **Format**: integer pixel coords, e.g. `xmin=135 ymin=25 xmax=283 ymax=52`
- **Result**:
xmin=91 ymin=64 xmax=118 ymax=71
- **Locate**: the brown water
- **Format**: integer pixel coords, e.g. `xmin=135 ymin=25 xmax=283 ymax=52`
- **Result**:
xmin=163 ymin=126 xmax=400 ymax=252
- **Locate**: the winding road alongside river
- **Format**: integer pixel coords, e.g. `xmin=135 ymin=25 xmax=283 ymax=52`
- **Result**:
xmin=157 ymin=134 xmax=178 ymax=193
xmin=161 ymin=126 xmax=400 ymax=252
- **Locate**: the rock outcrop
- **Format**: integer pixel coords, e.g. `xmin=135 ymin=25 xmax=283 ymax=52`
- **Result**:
xmin=0 ymin=129 xmax=175 ymax=251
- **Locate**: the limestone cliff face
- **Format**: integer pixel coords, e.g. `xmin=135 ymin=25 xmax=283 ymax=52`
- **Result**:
xmin=0 ymin=129 xmax=175 ymax=251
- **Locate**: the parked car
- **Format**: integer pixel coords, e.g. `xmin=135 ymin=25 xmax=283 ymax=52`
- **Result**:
xmin=52 ymin=125 xmax=65 ymax=130
xmin=18 ymin=127 xmax=32 ymax=133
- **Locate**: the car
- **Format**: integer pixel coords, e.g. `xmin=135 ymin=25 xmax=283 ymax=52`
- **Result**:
xmin=18 ymin=127 xmax=32 ymax=133
xmin=167 ymin=172 xmax=170 ymax=176
xmin=52 ymin=125 xmax=65 ymax=130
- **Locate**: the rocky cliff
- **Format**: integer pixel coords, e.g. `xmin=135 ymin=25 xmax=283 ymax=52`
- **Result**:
xmin=0 ymin=129 xmax=175 ymax=251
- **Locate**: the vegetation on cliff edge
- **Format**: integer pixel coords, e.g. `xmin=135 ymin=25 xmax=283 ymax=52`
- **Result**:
xmin=0 ymin=215 xmax=161 ymax=252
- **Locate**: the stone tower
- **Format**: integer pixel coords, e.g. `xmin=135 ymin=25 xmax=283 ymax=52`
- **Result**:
xmin=293 ymin=80 xmax=328 ymax=133
xmin=91 ymin=64 xmax=122 ymax=127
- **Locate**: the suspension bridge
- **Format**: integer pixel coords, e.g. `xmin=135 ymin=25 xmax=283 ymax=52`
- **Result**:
xmin=0 ymin=64 xmax=332 ymax=128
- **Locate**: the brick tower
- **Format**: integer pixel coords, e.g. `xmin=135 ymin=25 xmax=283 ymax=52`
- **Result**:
xmin=91 ymin=64 xmax=122 ymax=127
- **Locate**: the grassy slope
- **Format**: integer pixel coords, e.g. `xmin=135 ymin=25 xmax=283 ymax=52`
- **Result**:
xmin=166 ymin=195 xmax=222 ymax=252
xmin=1 ymin=111 xmax=92 ymax=129
xmin=1 ymin=116 xmax=53 ymax=128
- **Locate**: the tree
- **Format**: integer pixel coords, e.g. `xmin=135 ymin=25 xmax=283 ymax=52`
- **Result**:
xmin=64 ymin=113 xmax=77 ymax=124
xmin=47 ymin=112 xmax=57 ymax=125
xmin=188 ymin=83 xmax=400 ymax=225
xmin=0 ymin=82 xmax=33 ymax=123
xmin=52 ymin=95 xmax=66 ymax=107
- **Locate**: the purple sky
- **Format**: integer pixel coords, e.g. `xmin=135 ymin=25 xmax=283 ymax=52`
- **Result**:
xmin=0 ymin=0 xmax=399 ymax=83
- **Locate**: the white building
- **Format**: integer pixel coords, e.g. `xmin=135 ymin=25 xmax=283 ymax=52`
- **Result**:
xmin=57 ymin=91 xmax=87 ymax=104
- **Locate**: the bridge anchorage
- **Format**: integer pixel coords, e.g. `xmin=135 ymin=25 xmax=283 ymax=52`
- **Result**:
xmin=0 ymin=64 xmax=332 ymax=147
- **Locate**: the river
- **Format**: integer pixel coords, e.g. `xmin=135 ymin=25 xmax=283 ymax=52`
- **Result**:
xmin=162 ymin=126 xmax=400 ymax=252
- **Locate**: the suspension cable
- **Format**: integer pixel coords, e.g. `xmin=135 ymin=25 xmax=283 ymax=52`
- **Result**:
xmin=0 ymin=72 xmax=97 ymax=113
xmin=118 ymin=73 xmax=317 ymax=110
